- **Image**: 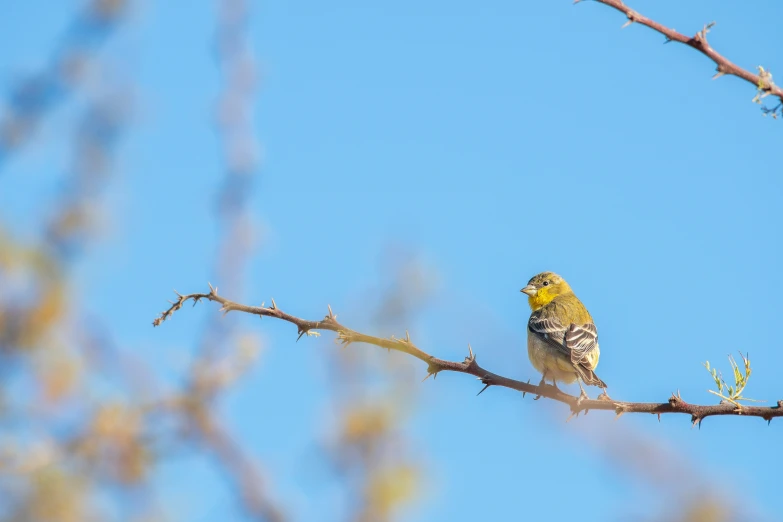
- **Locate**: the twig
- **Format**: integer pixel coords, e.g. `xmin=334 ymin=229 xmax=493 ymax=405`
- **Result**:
xmin=586 ymin=0 xmax=783 ymax=117
xmin=154 ymin=286 xmax=783 ymax=425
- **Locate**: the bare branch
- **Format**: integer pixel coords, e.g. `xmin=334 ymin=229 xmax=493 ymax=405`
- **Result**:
xmin=154 ymin=288 xmax=783 ymax=425
xmin=586 ymin=0 xmax=783 ymax=117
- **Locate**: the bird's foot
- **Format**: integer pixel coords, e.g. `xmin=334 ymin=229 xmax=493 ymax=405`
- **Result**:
xmin=597 ymin=389 xmax=612 ymax=402
xmin=534 ymin=374 xmax=560 ymax=400
xmin=576 ymin=388 xmax=589 ymax=406
xmin=535 ymin=374 xmax=547 ymax=400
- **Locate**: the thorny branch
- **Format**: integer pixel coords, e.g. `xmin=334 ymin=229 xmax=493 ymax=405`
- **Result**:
xmin=582 ymin=0 xmax=783 ymax=117
xmin=154 ymin=286 xmax=783 ymax=427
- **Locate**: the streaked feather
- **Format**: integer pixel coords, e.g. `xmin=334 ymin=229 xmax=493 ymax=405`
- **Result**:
xmin=527 ymin=296 xmax=606 ymax=388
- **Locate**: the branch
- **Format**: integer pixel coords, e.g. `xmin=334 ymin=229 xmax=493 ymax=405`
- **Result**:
xmin=583 ymin=0 xmax=783 ymax=117
xmin=153 ymin=285 xmax=783 ymax=426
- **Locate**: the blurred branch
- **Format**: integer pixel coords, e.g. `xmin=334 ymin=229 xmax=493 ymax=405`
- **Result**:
xmin=154 ymin=286 xmax=783 ymax=427
xmin=0 ymin=0 xmax=128 ymax=164
xmin=582 ymin=0 xmax=783 ymax=118
xmin=186 ymin=404 xmax=285 ymax=522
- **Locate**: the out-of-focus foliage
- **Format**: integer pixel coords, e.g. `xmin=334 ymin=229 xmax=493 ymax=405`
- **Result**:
xmin=0 ymin=1 xmax=424 ymax=521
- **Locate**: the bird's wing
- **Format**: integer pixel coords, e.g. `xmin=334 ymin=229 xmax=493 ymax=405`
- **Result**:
xmin=529 ymin=312 xmax=605 ymax=387
xmin=527 ymin=311 xmax=569 ymax=355
xmin=564 ymin=322 xmax=598 ymax=370
xmin=564 ymin=322 xmax=605 ymax=387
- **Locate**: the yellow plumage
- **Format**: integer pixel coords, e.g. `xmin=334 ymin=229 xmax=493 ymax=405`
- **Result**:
xmin=521 ymin=272 xmax=607 ymax=399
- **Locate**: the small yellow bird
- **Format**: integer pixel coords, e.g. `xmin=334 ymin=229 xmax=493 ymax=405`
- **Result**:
xmin=521 ymin=272 xmax=608 ymax=400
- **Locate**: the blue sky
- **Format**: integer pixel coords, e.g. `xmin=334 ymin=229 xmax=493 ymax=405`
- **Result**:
xmin=2 ymin=1 xmax=782 ymax=520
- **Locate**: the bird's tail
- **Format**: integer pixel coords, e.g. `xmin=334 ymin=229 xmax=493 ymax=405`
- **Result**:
xmin=576 ymin=365 xmax=607 ymax=389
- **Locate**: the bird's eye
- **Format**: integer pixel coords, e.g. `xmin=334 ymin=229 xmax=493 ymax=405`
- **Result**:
xmin=543 ymin=281 xmax=549 ymax=287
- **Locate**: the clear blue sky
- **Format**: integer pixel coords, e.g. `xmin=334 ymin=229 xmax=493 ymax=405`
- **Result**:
xmin=2 ymin=1 xmax=782 ymax=520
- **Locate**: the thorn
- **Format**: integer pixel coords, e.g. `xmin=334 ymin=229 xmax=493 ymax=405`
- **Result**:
xmin=477 ymin=382 xmax=491 ymax=396
xmin=464 ymin=344 xmax=476 ymax=365
xmin=663 ymin=36 xmax=672 ymax=44
xmin=621 ymin=11 xmax=637 ymax=29
xmin=174 ymin=289 xmax=183 ymax=298
xmin=696 ymin=21 xmax=716 ymax=43
xmin=657 ymin=413 xmax=661 ymax=423
xmin=296 ymin=328 xmax=307 ymax=342
xmin=614 ymin=408 xmax=625 ymax=421
xmin=712 ymin=71 xmax=725 ymax=80
xmin=566 ymin=411 xmax=579 ymax=423
xmin=691 ymin=415 xmax=702 ymax=429
xmin=777 ymin=400 xmax=783 ymax=409
xmin=270 ymin=298 xmax=277 ymax=310
xmin=208 ymin=282 xmax=215 ymax=294
xmin=522 ymin=379 xmax=531 ymax=398
xmin=422 ymin=371 xmax=437 ymax=382
xmin=336 ymin=331 xmax=353 ymax=348
xmin=404 ymin=330 xmax=411 ymax=343
xmin=327 ymin=304 xmax=335 ymax=320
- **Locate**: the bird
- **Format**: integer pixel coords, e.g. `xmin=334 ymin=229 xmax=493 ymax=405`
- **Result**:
xmin=520 ymin=271 xmax=608 ymax=401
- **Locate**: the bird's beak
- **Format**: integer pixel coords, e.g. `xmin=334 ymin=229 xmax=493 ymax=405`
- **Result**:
xmin=520 ymin=284 xmax=537 ymax=296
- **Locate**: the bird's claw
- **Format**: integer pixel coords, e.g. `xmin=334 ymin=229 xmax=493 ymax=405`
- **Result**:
xmin=597 ymin=389 xmax=612 ymax=401
xmin=576 ymin=388 xmax=589 ymax=407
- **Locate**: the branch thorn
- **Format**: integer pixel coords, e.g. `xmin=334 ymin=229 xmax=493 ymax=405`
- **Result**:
xmin=464 ymin=343 xmax=476 ymax=365
xmin=296 ymin=327 xmax=308 ymax=342
xmin=621 ymin=11 xmax=636 ymax=29
xmin=522 ymin=378 xmax=531 ymax=398
xmin=424 ymin=361 xmax=441 ymax=382
xmin=696 ymin=21 xmax=716 ymax=43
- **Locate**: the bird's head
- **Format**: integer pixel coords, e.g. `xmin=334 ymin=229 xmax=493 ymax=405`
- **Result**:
xmin=521 ymin=272 xmax=572 ymax=310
